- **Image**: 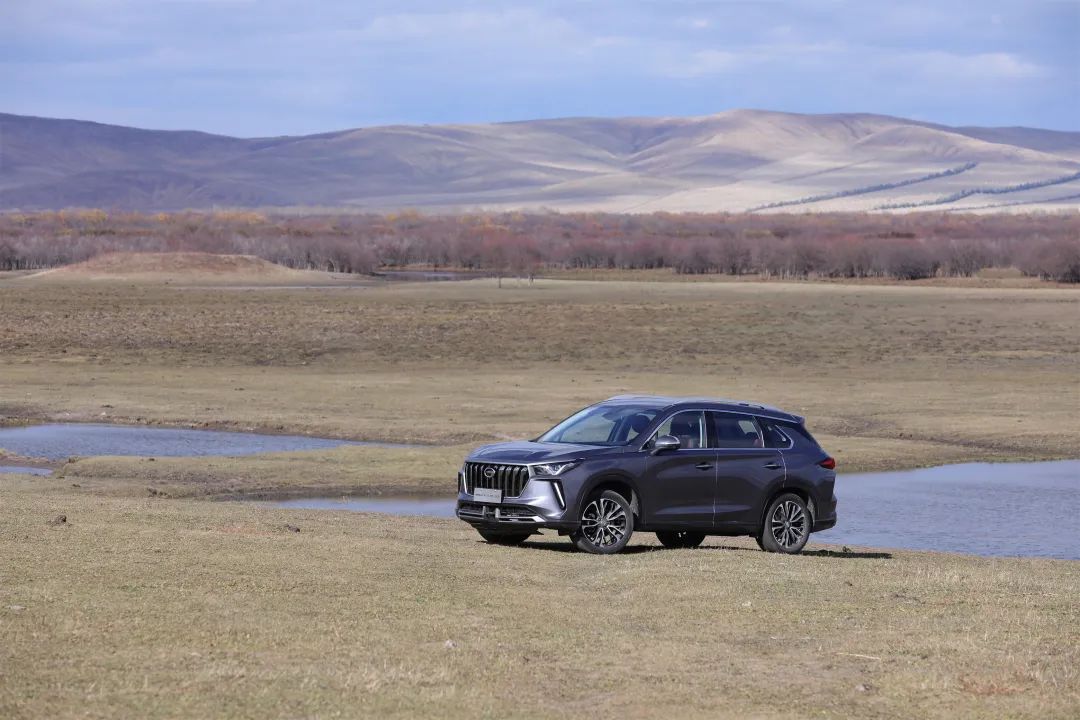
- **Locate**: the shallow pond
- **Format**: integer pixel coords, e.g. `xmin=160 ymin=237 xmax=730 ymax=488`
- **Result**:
xmin=0 ymin=465 xmax=53 ymax=476
xmin=815 ymin=460 xmax=1079 ymax=560
xmin=269 ymin=460 xmax=1080 ymax=560
xmin=0 ymin=423 xmax=409 ymax=461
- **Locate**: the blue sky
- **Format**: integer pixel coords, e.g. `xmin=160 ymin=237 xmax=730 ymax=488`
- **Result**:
xmin=2 ymin=0 xmax=1077 ymax=136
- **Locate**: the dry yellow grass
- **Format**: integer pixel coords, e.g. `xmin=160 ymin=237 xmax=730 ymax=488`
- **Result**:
xmin=1 ymin=278 xmax=1077 ymax=470
xmin=58 ymin=444 xmax=469 ymax=499
xmin=1 ymin=275 xmax=1079 ymax=718
xmin=2 ymin=477 xmax=1078 ymax=719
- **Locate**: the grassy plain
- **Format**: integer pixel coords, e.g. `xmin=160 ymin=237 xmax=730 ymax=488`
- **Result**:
xmin=2 ymin=276 xmax=1078 ymax=479
xmin=3 ymin=475 xmax=1079 ymax=720
xmin=1 ymin=272 xmax=1079 ymax=718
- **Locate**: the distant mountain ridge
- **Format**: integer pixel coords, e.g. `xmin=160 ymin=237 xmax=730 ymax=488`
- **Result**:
xmin=1 ymin=109 xmax=1078 ymax=213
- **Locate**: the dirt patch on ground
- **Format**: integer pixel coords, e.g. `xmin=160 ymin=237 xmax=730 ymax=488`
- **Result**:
xmin=22 ymin=252 xmax=330 ymax=283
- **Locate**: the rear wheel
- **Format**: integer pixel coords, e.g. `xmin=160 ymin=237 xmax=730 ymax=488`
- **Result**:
xmin=656 ymin=531 xmax=706 ymax=549
xmin=477 ymin=530 xmax=531 ymax=546
xmin=571 ymin=490 xmax=634 ymax=554
xmin=759 ymin=493 xmax=810 ymax=554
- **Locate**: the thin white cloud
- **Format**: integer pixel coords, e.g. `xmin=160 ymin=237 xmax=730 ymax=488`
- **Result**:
xmin=663 ymin=49 xmax=743 ymax=78
xmin=905 ymin=50 xmax=1049 ymax=82
xmin=358 ymin=8 xmax=580 ymax=45
xmin=652 ymin=40 xmax=848 ymax=79
xmin=674 ymin=17 xmax=711 ymax=30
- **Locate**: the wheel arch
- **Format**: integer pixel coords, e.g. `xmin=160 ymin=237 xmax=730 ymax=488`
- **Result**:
xmin=581 ymin=472 xmax=642 ymax=522
xmin=758 ymin=484 xmax=816 ymax=534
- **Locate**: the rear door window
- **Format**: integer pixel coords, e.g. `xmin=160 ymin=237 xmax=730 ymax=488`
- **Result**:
xmin=712 ymin=412 xmax=763 ymax=448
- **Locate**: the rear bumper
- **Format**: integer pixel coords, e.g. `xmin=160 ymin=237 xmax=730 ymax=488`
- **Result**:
xmin=813 ymin=492 xmax=838 ymax=532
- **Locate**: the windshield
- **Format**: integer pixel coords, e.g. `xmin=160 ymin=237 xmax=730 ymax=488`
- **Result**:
xmin=537 ymin=403 xmax=660 ymax=445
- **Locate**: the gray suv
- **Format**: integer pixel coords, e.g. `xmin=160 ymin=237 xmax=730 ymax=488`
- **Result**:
xmin=456 ymin=395 xmax=837 ymax=554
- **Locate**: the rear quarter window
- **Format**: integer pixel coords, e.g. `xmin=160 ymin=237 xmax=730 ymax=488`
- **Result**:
xmin=757 ymin=419 xmax=821 ymax=450
xmin=759 ymin=421 xmax=792 ymax=449
xmin=777 ymin=421 xmax=822 ymax=449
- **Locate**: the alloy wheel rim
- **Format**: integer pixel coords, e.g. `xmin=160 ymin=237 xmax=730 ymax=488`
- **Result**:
xmin=582 ymin=498 xmax=627 ymax=547
xmin=770 ymin=500 xmax=807 ymax=549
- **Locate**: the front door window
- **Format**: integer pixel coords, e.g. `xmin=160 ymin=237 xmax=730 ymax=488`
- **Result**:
xmin=652 ymin=411 xmax=709 ymax=449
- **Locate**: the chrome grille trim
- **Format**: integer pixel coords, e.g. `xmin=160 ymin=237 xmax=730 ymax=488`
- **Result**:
xmin=457 ymin=503 xmax=486 ymax=518
xmin=462 ymin=462 xmax=530 ymax=498
xmin=457 ymin=503 xmax=543 ymax=523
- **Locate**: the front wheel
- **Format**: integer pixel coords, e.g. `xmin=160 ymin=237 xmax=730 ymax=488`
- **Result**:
xmin=656 ymin=531 xmax=706 ymax=549
xmin=477 ymin=530 xmax=531 ymax=546
xmin=759 ymin=493 xmax=811 ymax=554
xmin=571 ymin=490 xmax=634 ymax=554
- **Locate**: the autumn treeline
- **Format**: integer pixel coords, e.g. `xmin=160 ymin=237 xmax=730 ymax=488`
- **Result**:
xmin=0 ymin=209 xmax=1078 ymax=281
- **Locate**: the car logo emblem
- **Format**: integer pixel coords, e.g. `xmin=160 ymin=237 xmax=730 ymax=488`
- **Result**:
xmin=483 ymin=467 xmax=496 ymax=479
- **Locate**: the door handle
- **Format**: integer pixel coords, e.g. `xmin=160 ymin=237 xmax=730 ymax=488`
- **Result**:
xmin=695 ymin=463 xmax=714 ymax=470
xmin=764 ymin=462 xmax=781 ymax=470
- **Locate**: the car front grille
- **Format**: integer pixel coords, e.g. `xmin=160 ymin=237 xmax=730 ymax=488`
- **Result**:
xmin=463 ymin=462 xmax=530 ymax=497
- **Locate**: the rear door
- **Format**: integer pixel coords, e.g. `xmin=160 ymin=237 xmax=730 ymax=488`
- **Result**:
xmin=640 ymin=410 xmax=716 ymax=528
xmin=711 ymin=412 xmax=785 ymax=530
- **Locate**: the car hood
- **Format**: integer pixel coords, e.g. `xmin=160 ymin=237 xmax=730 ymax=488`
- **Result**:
xmin=466 ymin=440 xmax=612 ymax=464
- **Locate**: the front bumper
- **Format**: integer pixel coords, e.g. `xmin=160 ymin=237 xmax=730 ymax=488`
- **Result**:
xmin=456 ymin=476 xmax=575 ymax=531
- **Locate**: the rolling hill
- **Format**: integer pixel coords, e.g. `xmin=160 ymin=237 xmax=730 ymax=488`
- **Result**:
xmin=1 ymin=110 xmax=1078 ymax=213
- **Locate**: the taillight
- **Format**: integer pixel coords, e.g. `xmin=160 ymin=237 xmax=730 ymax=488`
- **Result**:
xmin=819 ymin=457 xmax=836 ymax=470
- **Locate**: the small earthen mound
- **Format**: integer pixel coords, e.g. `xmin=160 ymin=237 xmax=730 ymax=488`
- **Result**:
xmin=26 ymin=252 xmax=318 ymax=283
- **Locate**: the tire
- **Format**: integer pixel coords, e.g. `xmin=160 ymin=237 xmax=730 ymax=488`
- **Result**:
xmin=759 ymin=493 xmax=811 ymax=554
xmin=753 ymin=534 xmax=767 ymax=551
xmin=571 ymin=489 xmax=634 ymax=554
xmin=477 ymin=530 xmax=531 ymax=546
xmin=656 ymin=531 xmax=706 ymax=549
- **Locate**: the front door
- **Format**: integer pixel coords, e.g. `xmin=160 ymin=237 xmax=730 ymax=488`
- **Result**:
xmin=711 ymin=412 xmax=785 ymax=530
xmin=641 ymin=410 xmax=716 ymax=527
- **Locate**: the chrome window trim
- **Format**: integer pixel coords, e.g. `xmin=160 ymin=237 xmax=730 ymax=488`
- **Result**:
xmin=641 ymin=407 xmax=792 ymax=452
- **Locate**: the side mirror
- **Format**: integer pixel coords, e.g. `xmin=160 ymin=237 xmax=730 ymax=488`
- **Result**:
xmin=651 ymin=435 xmax=681 ymax=455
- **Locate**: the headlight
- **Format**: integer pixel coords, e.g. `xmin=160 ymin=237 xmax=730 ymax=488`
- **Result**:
xmin=531 ymin=461 xmax=579 ymax=476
